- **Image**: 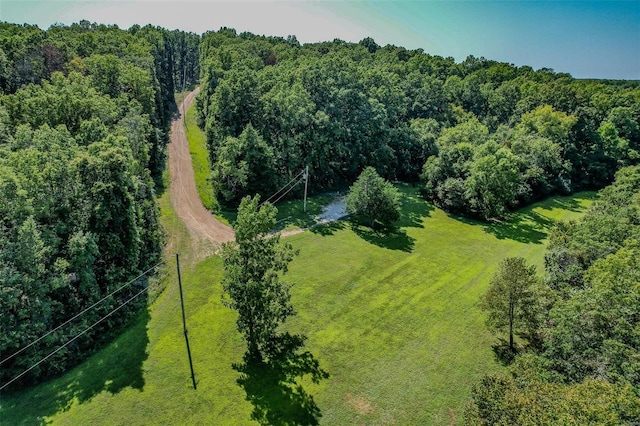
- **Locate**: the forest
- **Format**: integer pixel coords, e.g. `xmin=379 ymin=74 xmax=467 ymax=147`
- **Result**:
xmin=0 ymin=21 xmax=199 ymax=385
xmin=467 ymin=164 xmax=640 ymax=423
xmin=1 ymin=20 xmax=639 ymax=424
xmin=197 ymin=30 xmax=639 ymax=219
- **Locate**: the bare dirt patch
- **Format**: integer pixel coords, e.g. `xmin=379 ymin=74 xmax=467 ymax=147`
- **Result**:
xmin=344 ymin=392 xmax=375 ymax=415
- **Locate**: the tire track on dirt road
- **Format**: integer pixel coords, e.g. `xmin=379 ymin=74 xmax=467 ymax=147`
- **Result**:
xmin=168 ymin=88 xmax=234 ymax=247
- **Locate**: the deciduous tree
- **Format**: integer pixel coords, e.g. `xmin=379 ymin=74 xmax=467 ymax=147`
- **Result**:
xmin=220 ymin=196 xmax=298 ymax=359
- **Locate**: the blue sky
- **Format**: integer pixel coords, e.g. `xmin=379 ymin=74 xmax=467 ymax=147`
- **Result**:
xmin=1 ymin=1 xmax=639 ymax=79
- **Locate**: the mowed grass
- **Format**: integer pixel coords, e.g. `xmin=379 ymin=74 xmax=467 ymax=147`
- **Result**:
xmin=184 ymin=104 xmax=218 ymax=213
xmin=0 ymin=171 xmax=251 ymax=425
xmin=0 ymin=181 xmax=594 ymax=425
xmin=282 ymin=188 xmax=594 ymax=424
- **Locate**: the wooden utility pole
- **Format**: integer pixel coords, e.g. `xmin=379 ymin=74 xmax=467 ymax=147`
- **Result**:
xmin=303 ymin=165 xmax=309 ymax=212
xmin=176 ymin=253 xmax=197 ymax=390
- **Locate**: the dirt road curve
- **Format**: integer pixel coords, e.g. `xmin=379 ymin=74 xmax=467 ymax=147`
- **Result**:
xmin=168 ymin=88 xmax=235 ymax=245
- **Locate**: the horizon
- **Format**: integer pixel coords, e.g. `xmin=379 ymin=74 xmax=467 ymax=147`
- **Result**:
xmin=1 ymin=1 xmax=639 ymax=80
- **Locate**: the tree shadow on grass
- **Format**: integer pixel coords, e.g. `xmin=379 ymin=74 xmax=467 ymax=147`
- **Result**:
xmin=451 ymin=209 xmax=555 ymax=245
xmin=491 ymin=338 xmax=520 ymax=366
xmin=346 ymin=185 xmax=433 ymax=252
xmin=310 ymin=220 xmax=346 ymax=236
xmin=450 ymin=193 xmax=596 ymax=244
xmin=1 ymin=309 xmax=150 ymax=424
xmin=541 ymin=192 xmax=595 ymax=213
xmin=233 ymin=333 xmax=329 ymax=426
xmin=483 ymin=210 xmax=556 ymax=244
xmin=351 ymin=224 xmax=416 ymax=252
xmin=395 ymin=185 xmax=435 ymax=229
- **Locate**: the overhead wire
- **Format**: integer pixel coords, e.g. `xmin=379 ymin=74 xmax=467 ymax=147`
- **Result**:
xmin=0 ymin=261 xmax=163 ymax=367
xmin=1 ymin=166 xmax=309 ymax=389
xmin=0 ymin=281 xmax=152 ymax=392
xmin=270 ymin=179 xmax=303 ymax=206
xmin=260 ymin=169 xmax=305 ymax=206
xmin=261 ymin=170 xmax=304 ymax=205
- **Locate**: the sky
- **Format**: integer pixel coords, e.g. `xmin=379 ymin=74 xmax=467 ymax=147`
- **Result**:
xmin=1 ymin=1 xmax=639 ymax=80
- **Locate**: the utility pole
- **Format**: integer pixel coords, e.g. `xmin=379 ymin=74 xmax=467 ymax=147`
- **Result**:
xmin=303 ymin=165 xmax=309 ymax=212
xmin=176 ymin=253 xmax=197 ymax=390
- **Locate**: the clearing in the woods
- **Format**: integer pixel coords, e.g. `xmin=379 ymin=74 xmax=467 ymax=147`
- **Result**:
xmin=0 ymin=93 xmax=595 ymax=425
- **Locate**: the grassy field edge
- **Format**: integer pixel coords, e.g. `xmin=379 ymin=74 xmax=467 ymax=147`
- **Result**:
xmin=0 ymin=167 xmax=597 ymax=425
xmin=184 ymin=102 xmax=218 ymax=213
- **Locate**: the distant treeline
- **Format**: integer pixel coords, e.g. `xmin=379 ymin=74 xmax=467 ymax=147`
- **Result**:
xmin=0 ymin=21 xmax=198 ymax=387
xmin=196 ymin=30 xmax=639 ymax=219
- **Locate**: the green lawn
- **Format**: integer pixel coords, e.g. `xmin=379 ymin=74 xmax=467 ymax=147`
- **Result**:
xmin=0 ymin=183 xmax=595 ymax=425
xmin=184 ymin=104 xmax=219 ymax=213
xmin=219 ymin=191 xmax=342 ymax=232
xmin=281 ymin=187 xmax=594 ymax=424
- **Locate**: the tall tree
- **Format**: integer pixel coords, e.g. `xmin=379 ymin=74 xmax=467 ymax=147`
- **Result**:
xmin=220 ymin=196 xmax=298 ymax=359
xmin=481 ymin=257 xmax=542 ymax=352
xmin=465 ymin=145 xmax=523 ymax=219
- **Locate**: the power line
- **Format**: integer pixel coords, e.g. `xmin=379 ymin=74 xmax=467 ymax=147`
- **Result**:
xmin=261 ymin=170 xmax=305 ymax=206
xmin=270 ymin=179 xmax=303 ymax=206
xmin=261 ymin=170 xmax=304 ymax=205
xmin=0 ymin=261 xmax=163 ymax=367
xmin=0 ymin=281 xmax=152 ymax=392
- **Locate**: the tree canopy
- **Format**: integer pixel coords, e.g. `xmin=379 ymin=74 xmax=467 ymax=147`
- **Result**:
xmin=468 ymin=165 xmax=640 ymax=422
xmin=221 ymin=196 xmax=298 ymax=359
xmin=0 ymin=21 xmax=198 ymax=387
xmin=194 ymin=29 xmax=639 ymax=217
xmin=345 ymin=166 xmax=401 ymax=228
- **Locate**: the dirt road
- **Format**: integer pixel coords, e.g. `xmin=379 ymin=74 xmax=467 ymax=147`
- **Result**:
xmin=168 ymin=88 xmax=234 ymax=246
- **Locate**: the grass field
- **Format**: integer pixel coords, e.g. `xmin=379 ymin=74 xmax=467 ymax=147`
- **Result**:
xmin=0 ymin=96 xmax=596 ymax=425
xmin=184 ymin=105 xmax=218 ymax=213
xmin=0 ymin=178 xmax=595 ymax=425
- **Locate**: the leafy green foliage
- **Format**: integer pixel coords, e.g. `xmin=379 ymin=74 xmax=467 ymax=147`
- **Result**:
xmin=422 ymin=111 xmax=576 ymax=220
xmin=196 ymin=30 xmax=639 ymax=218
xmin=465 ymin=374 xmax=640 ymax=425
xmin=345 ymin=166 xmax=401 ymax=228
xmin=466 ymin=146 xmax=523 ymax=219
xmin=544 ymin=240 xmax=640 ymax=390
xmin=481 ymin=257 xmax=543 ymax=352
xmin=212 ymin=124 xmax=275 ymax=205
xmin=470 ymin=166 xmax=640 ymax=420
xmin=221 ymin=196 xmax=298 ymax=359
xmin=0 ymin=21 xmax=198 ymax=386
xmin=545 ymin=165 xmax=640 ymax=293
xmin=1 ymin=189 xmax=594 ymax=424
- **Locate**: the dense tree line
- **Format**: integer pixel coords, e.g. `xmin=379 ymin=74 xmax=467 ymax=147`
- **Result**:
xmin=196 ymin=30 xmax=639 ymax=217
xmin=0 ymin=21 xmax=198 ymax=387
xmin=467 ymin=165 xmax=640 ymax=423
